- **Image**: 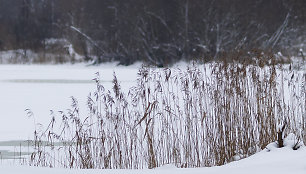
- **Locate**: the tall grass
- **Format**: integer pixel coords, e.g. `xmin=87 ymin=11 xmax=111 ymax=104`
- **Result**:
xmin=29 ymin=58 xmax=305 ymax=169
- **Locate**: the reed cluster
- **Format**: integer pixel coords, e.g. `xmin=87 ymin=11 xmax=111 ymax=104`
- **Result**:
xmin=29 ymin=59 xmax=305 ymax=169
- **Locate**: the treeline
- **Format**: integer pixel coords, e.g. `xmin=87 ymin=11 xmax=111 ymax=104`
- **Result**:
xmin=0 ymin=0 xmax=306 ymax=65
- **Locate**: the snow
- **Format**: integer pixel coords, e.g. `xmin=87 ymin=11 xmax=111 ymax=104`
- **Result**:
xmin=0 ymin=63 xmax=141 ymax=141
xmin=0 ymin=62 xmax=303 ymax=141
xmin=0 ymin=61 xmax=305 ymax=173
xmin=0 ymin=141 xmax=305 ymax=174
xmin=0 ymin=49 xmax=36 ymax=63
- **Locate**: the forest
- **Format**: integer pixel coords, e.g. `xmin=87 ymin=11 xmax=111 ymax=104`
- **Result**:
xmin=0 ymin=0 xmax=306 ymax=65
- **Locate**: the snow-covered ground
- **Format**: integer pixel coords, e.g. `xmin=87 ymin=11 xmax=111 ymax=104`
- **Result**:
xmin=0 ymin=62 xmax=305 ymax=173
xmin=0 ymin=63 xmax=141 ymax=141
xmin=1 ymin=142 xmax=305 ymax=174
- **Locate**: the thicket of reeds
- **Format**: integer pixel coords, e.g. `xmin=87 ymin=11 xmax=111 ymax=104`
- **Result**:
xmin=28 ymin=56 xmax=305 ymax=169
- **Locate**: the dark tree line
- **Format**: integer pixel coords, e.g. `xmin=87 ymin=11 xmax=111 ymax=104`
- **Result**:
xmin=0 ymin=0 xmax=305 ymax=65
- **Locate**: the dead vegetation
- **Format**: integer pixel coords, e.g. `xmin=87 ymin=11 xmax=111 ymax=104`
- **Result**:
xmin=28 ymin=57 xmax=305 ymax=169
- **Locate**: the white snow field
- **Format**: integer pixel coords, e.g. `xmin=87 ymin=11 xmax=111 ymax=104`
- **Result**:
xmin=0 ymin=62 xmax=305 ymax=173
xmin=0 ymin=63 xmax=141 ymax=141
xmin=1 ymin=141 xmax=305 ymax=174
xmin=0 ymin=62 xmax=303 ymax=142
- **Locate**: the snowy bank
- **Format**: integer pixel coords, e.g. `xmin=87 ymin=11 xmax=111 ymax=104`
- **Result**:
xmin=1 ymin=135 xmax=306 ymax=174
xmin=1 ymin=145 xmax=305 ymax=174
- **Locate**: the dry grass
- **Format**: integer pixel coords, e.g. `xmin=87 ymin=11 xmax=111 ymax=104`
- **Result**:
xmin=28 ymin=56 xmax=305 ymax=169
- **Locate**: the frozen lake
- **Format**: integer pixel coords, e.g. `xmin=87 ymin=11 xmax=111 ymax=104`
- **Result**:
xmin=0 ymin=62 xmax=303 ymax=161
xmin=0 ymin=64 xmax=140 ymax=143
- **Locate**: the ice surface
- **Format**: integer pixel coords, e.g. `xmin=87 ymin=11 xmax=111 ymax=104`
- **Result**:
xmin=0 ymin=62 xmax=305 ymax=173
xmin=0 ymin=63 xmax=141 ymax=141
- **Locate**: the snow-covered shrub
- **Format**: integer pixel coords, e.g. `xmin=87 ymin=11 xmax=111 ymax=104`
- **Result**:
xmin=266 ymin=133 xmax=304 ymax=152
